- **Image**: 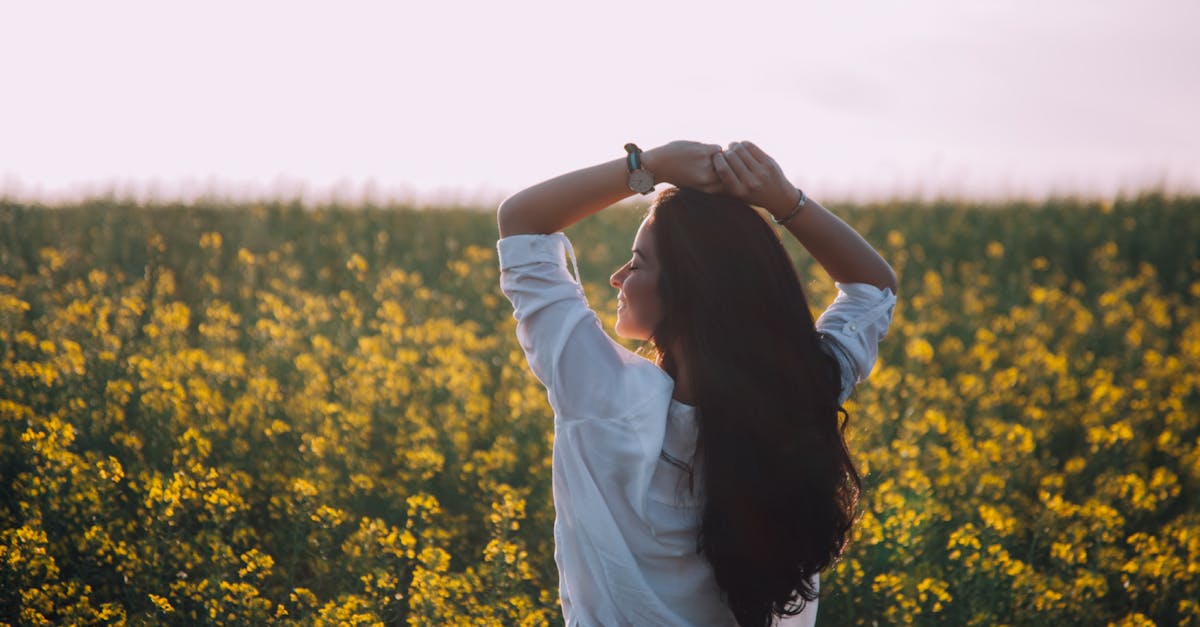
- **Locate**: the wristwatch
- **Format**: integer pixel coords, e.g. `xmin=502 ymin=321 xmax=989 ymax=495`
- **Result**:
xmin=624 ymin=143 xmax=655 ymax=194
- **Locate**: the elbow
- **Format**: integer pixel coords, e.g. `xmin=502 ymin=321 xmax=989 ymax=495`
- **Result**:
xmin=497 ymin=193 xmax=519 ymax=219
xmin=496 ymin=200 xmax=509 ymax=236
xmin=496 ymin=197 xmax=521 ymax=238
xmin=879 ymin=265 xmax=899 ymax=296
xmin=865 ymin=263 xmax=898 ymax=295
xmin=497 ymin=195 xmax=553 ymax=238
xmin=882 ymin=266 xmax=899 ymax=295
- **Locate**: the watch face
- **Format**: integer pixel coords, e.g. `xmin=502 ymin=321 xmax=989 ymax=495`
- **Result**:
xmin=629 ymin=169 xmax=654 ymax=193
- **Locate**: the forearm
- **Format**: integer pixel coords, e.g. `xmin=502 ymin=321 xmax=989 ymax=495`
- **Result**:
xmin=770 ymin=194 xmax=898 ymax=293
xmin=710 ymin=142 xmax=897 ymax=293
xmin=497 ymin=157 xmax=635 ymax=237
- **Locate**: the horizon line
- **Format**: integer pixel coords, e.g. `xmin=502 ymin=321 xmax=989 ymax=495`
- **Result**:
xmin=2 ymin=173 xmax=1198 ymax=210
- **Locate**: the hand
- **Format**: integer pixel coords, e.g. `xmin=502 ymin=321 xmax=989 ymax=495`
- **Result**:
xmin=643 ymin=141 xmax=724 ymax=194
xmin=712 ymin=141 xmax=801 ymax=217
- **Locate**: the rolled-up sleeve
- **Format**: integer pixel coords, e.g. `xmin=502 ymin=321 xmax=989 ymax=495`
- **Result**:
xmin=497 ymin=233 xmax=665 ymax=422
xmin=815 ymin=282 xmax=897 ymax=404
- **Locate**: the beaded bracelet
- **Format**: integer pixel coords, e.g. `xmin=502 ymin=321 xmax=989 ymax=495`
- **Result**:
xmin=772 ymin=188 xmax=808 ymax=225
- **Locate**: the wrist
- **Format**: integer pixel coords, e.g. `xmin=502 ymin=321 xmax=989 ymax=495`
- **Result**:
xmin=639 ymin=145 xmax=671 ymax=186
xmin=767 ymin=187 xmax=804 ymax=220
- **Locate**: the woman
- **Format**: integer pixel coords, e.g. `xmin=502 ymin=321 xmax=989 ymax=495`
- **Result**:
xmin=496 ymin=140 xmax=897 ymax=626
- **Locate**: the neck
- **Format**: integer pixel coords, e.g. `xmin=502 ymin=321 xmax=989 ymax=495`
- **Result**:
xmin=660 ymin=347 xmax=695 ymax=405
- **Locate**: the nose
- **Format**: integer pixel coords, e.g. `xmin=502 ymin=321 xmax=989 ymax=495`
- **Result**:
xmin=610 ymin=264 xmax=627 ymax=289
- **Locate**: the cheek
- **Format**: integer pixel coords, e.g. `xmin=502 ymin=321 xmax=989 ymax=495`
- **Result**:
xmin=629 ymin=276 xmax=662 ymax=318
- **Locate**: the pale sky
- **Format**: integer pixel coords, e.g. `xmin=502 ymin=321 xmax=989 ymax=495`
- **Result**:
xmin=2 ymin=0 xmax=1197 ymax=206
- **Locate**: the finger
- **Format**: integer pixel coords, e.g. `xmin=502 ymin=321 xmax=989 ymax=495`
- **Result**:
xmin=741 ymin=141 xmax=772 ymax=165
xmin=722 ymin=148 xmax=758 ymax=185
xmin=712 ymin=152 xmax=746 ymax=194
xmin=737 ymin=141 xmax=785 ymax=185
xmin=730 ymin=141 xmax=763 ymax=168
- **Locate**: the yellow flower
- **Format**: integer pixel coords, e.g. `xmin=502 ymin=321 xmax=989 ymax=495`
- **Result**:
xmin=906 ymin=337 xmax=935 ymax=364
xmin=149 ymin=593 xmax=175 ymax=613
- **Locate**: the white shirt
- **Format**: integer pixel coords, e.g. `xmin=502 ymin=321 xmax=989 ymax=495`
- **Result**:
xmin=497 ymin=232 xmax=896 ymax=627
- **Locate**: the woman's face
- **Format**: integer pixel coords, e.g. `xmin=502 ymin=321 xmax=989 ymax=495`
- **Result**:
xmin=609 ymin=218 xmax=663 ymax=341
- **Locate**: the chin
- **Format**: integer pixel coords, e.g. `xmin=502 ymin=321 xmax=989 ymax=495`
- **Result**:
xmin=613 ymin=322 xmax=638 ymax=341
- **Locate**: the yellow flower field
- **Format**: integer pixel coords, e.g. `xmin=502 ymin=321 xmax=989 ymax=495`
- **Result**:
xmin=1 ymin=195 xmax=1198 ymax=625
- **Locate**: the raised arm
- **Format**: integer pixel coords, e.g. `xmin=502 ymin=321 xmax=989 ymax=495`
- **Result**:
xmin=497 ymin=141 xmax=724 ymax=238
xmin=713 ymin=141 xmax=899 ymax=293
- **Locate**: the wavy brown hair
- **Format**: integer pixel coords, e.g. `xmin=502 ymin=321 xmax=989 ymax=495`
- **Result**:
xmin=645 ymin=187 xmax=861 ymax=627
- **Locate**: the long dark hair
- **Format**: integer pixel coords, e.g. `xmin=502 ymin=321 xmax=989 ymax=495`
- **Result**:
xmin=646 ymin=187 xmax=861 ymax=627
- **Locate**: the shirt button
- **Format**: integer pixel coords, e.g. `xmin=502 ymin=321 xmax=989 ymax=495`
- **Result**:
xmin=849 ymin=324 xmax=858 ymax=332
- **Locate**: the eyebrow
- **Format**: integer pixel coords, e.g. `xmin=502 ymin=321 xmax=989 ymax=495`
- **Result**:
xmin=632 ymin=248 xmax=647 ymax=259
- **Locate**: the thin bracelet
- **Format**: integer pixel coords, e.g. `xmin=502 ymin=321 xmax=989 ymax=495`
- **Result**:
xmin=772 ymin=189 xmax=807 ymax=225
